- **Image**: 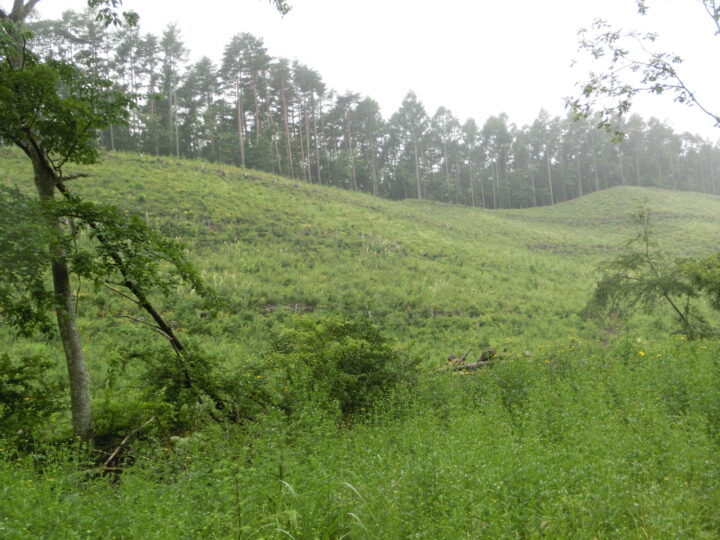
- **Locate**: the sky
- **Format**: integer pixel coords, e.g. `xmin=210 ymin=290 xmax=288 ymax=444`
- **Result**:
xmin=31 ymin=0 xmax=720 ymax=142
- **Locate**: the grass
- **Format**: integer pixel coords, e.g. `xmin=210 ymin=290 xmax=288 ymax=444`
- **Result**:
xmin=3 ymin=147 xmax=720 ymax=537
xmin=3 ymin=338 xmax=720 ymax=538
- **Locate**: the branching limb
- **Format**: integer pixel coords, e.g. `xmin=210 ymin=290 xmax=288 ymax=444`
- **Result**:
xmin=104 ymin=282 xmax=140 ymax=305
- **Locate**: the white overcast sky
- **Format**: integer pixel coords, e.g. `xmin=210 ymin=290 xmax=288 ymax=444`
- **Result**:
xmin=33 ymin=0 xmax=720 ymax=141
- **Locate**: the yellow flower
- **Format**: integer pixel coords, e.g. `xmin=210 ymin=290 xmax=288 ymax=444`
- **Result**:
xmin=638 ymin=351 xmax=645 ymax=356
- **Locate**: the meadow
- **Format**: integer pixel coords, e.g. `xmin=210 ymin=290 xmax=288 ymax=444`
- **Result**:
xmin=2 ymin=148 xmax=720 ymax=538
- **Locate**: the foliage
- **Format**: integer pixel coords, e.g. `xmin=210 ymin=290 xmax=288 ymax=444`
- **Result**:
xmin=56 ymin=194 xmax=215 ymax=301
xmin=568 ymin=0 xmax=720 ymax=137
xmin=269 ymin=313 xmax=410 ymax=416
xmin=0 ymin=185 xmax=214 ymax=338
xmin=0 ymin=28 xmax=130 ymax=168
xmin=585 ymin=203 xmax=713 ymax=339
xmin=0 ymin=188 xmax=56 ymax=335
xmin=0 ymin=352 xmax=63 ymax=441
xmin=4 ymin=340 xmax=720 ymax=537
xmin=3 ymin=151 xmax=720 ymax=534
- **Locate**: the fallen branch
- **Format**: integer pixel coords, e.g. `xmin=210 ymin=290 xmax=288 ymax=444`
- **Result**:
xmin=448 ymin=359 xmax=492 ymax=371
xmin=83 ymin=416 xmax=156 ymax=476
xmin=458 ymin=348 xmax=472 ymax=363
xmin=446 ymin=346 xmax=496 ymax=371
xmin=103 ymin=415 xmax=156 ymax=469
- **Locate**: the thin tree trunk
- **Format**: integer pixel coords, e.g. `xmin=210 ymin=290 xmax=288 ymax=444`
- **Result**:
xmin=493 ymin=161 xmax=500 ymax=209
xmin=591 ymin=134 xmax=600 ymax=192
xmin=304 ymin=97 xmax=312 ymax=183
xmin=546 ymin=153 xmax=555 ymax=206
xmin=251 ymin=72 xmax=261 ymax=145
xmin=413 ymin=136 xmax=421 ymax=199
xmin=32 ymin=155 xmax=92 ymax=442
xmin=345 ymin=111 xmax=358 ymax=191
xmin=443 ymin=140 xmax=451 ymax=202
xmin=634 ymin=138 xmax=641 ymax=185
xmin=576 ymin=154 xmax=583 ymax=197
xmin=236 ymin=86 xmax=246 ymax=168
xmin=468 ymin=166 xmax=476 ymax=207
xmin=529 ymin=156 xmax=537 ymax=207
xmin=312 ymin=94 xmax=322 ymax=185
xmin=272 ymin=136 xmax=281 ymax=174
xmin=281 ymin=76 xmax=294 ymax=178
xmin=297 ymin=105 xmax=308 ymax=182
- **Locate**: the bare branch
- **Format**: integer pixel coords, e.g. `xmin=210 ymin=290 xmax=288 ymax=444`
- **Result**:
xmin=103 ymin=282 xmax=140 ymax=305
xmin=702 ymin=0 xmax=720 ymax=36
xmin=103 ymin=416 xmax=155 ymax=468
xmin=59 ymin=173 xmax=92 ymax=182
xmin=116 ymin=313 xmax=174 ymax=342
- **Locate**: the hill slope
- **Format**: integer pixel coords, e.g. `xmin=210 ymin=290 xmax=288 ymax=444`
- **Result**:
xmin=3 ymin=148 xmax=720 ymax=362
xmin=4 ymin=149 xmax=720 ymax=538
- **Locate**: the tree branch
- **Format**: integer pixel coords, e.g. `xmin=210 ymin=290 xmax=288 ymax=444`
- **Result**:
xmin=103 ymin=281 xmax=140 ymax=305
xmin=702 ymin=0 xmax=720 ymax=36
xmin=116 ymin=313 xmax=172 ymax=341
xmin=60 ymin=173 xmax=92 ymax=182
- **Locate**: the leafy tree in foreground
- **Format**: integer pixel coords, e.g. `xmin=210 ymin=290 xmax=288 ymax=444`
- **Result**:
xmin=0 ymin=3 xmax=132 ymax=440
xmin=0 ymin=0 xmax=291 ymax=440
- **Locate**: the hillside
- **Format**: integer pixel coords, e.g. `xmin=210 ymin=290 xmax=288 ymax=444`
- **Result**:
xmin=4 ymin=148 xmax=720 ymax=538
xmin=3 ymin=148 xmax=720 ymax=363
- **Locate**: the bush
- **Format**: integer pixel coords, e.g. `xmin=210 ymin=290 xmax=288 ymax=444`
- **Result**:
xmin=0 ymin=352 xmax=63 ymax=442
xmin=268 ymin=313 xmax=411 ymax=417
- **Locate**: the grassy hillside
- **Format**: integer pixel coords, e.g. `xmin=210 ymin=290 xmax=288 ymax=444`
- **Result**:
xmin=4 ymin=148 xmax=720 ymax=361
xmin=3 ymin=148 xmax=720 ymax=538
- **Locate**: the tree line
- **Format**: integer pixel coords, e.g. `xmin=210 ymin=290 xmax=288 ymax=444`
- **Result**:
xmin=25 ymin=8 xmax=720 ymax=208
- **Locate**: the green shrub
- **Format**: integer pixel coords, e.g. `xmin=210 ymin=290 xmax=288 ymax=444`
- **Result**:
xmin=269 ymin=313 xmax=412 ymax=417
xmin=0 ymin=352 xmax=63 ymax=442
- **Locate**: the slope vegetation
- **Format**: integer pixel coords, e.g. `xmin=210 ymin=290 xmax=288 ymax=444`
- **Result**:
xmin=4 ymin=149 xmax=720 ymax=538
xmin=3 ymin=148 xmax=720 ymax=362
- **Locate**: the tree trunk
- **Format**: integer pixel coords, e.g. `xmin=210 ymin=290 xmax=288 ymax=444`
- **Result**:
xmin=591 ymin=134 xmax=601 ymax=192
xmin=546 ymin=154 xmax=555 ymax=206
xmin=493 ymin=161 xmax=500 ymax=209
xmin=529 ymin=160 xmax=537 ymax=207
xmin=618 ymin=147 xmax=626 ymax=186
xmin=312 ymin=94 xmax=322 ymax=185
xmin=576 ymin=154 xmax=583 ymax=197
xmin=31 ymin=154 xmax=92 ymax=442
xmin=413 ymin=136 xmax=421 ymax=199
xmin=281 ymin=76 xmax=294 ymax=178
xmin=443 ymin=140 xmax=451 ymax=202
xmin=251 ymin=72 xmax=261 ymax=145
xmin=468 ymin=167 xmax=476 ymax=207
xmin=236 ymin=81 xmax=246 ymax=168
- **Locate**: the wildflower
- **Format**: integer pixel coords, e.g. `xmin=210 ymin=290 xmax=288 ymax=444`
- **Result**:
xmin=23 ymin=397 xmax=30 ymax=401
xmin=638 ymin=351 xmax=645 ymax=356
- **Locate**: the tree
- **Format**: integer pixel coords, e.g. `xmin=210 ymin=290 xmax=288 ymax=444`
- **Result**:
xmin=1 ymin=4 xmax=132 ymax=440
xmin=568 ymin=0 xmax=720 ymax=137
xmin=391 ymin=91 xmax=429 ymax=199
xmin=585 ymin=204 xmax=713 ymax=339
xmin=0 ymin=0 xmax=292 ymax=441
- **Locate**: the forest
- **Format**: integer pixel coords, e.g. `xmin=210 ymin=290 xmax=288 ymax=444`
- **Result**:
xmin=27 ymin=8 xmax=720 ymax=208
